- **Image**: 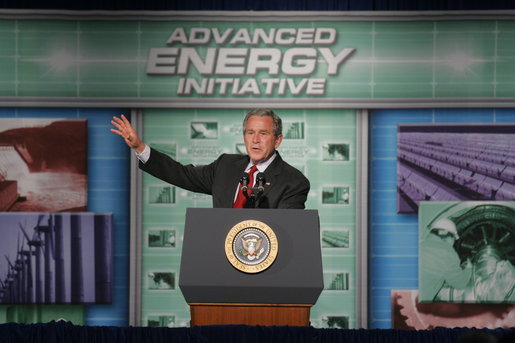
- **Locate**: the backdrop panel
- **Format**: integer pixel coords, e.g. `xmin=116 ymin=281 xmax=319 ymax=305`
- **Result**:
xmin=369 ymin=108 xmax=515 ymax=328
xmin=139 ymin=108 xmax=358 ymax=328
xmin=0 ymin=13 xmax=515 ymax=108
xmin=0 ymin=108 xmax=130 ymax=327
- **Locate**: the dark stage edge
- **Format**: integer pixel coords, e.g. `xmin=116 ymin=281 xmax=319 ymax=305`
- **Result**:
xmin=0 ymin=321 xmax=513 ymax=343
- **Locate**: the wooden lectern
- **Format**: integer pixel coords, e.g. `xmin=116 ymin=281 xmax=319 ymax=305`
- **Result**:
xmin=189 ymin=303 xmax=311 ymax=326
xmin=179 ymin=208 xmax=323 ymax=327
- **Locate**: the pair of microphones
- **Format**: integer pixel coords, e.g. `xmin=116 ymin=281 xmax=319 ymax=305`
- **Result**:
xmin=239 ymin=171 xmax=266 ymax=200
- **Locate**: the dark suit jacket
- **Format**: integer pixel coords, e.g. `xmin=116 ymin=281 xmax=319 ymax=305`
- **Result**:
xmin=139 ymin=148 xmax=310 ymax=209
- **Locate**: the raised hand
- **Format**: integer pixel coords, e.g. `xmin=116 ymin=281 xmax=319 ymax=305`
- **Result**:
xmin=110 ymin=114 xmax=145 ymax=153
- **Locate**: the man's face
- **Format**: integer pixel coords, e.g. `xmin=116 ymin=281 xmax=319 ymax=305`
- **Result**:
xmin=244 ymin=115 xmax=283 ymax=164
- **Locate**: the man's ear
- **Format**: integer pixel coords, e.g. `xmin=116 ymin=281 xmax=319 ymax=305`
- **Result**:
xmin=274 ymin=134 xmax=283 ymax=149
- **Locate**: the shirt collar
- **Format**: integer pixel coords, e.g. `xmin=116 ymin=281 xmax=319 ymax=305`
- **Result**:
xmin=245 ymin=151 xmax=277 ymax=173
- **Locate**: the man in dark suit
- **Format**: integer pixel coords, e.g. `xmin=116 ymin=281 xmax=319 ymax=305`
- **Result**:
xmin=111 ymin=109 xmax=310 ymax=209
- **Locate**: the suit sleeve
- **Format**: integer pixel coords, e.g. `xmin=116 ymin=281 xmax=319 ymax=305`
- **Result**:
xmin=139 ymin=147 xmax=219 ymax=195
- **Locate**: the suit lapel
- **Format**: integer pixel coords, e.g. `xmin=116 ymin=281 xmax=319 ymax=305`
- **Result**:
xmin=259 ymin=152 xmax=283 ymax=200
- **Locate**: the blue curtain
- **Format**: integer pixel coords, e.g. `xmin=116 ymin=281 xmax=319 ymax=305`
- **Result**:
xmin=0 ymin=0 xmax=514 ymax=10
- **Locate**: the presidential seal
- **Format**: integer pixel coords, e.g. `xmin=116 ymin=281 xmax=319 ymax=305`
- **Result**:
xmin=225 ymin=220 xmax=278 ymax=273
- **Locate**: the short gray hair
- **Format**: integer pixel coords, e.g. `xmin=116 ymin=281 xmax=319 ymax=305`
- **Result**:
xmin=243 ymin=108 xmax=282 ymax=137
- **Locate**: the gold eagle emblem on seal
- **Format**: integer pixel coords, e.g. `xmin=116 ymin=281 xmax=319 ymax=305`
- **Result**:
xmin=225 ymin=220 xmax=278 ymax=273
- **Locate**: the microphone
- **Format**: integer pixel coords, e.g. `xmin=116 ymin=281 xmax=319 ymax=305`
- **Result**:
xmin=256 ymin=173 xmax=266 ymax=194
xmin=240 ymin=172 xmax=250 ymax=198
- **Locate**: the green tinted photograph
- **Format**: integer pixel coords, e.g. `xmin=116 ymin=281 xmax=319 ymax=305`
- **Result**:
xmin=419 ymin=201 xmax=515 ymax=303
